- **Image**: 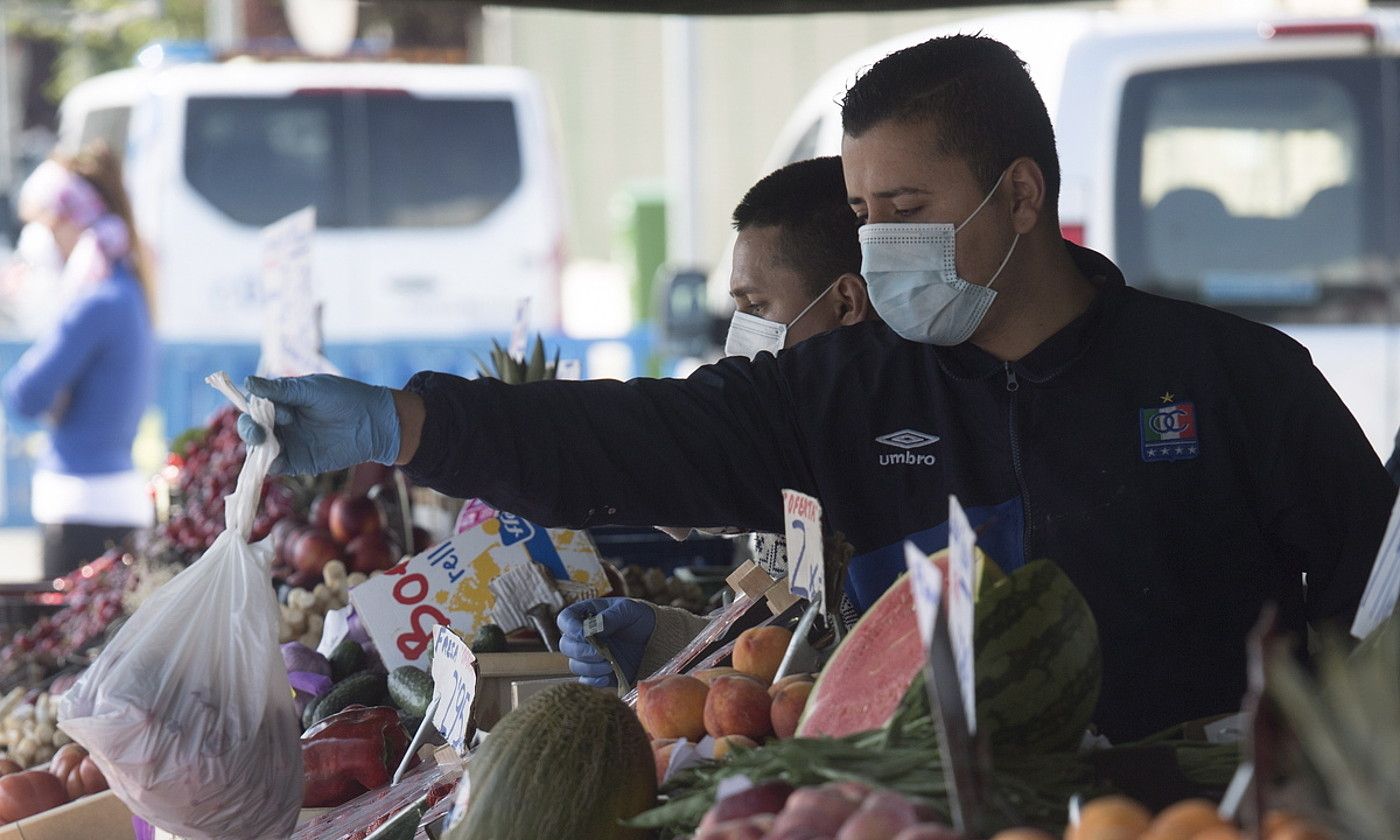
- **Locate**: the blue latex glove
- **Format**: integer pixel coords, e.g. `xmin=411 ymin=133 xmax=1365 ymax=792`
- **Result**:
xmin=235 ymin=374 xmax=400 ymax=475
xmin=557 ymin=597 xmax=656 ymax=688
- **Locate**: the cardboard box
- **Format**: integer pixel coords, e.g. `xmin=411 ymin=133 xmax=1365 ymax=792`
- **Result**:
xmin=474 ymin=652 xmax=572 ymax=729
xmin=0 ymin=790 xmax=134 ymax=840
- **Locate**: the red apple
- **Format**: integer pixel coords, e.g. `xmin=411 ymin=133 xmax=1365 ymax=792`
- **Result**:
xmin=309 ymin=492 xmax=341 ymax=532
xmin=294 ymin=528 xmax=339 ymax=577
xmin=330 ymin=495 xmax=382 ymax=545
xmin=271 ymin=519 xmax=306 ymax=566
xmin=345 ymin=532 xmax=395 ymax=575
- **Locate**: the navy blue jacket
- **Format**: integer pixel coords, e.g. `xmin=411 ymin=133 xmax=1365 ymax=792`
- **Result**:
xmin=404 ymin=245 xmax=1394 ymax=742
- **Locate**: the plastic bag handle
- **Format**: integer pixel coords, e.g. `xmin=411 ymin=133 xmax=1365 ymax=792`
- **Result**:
xmin=206 ymin=371 xmax=281 ymax=541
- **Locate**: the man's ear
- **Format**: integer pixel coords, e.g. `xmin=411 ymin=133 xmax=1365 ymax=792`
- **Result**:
xmin=1006 ymin=156 xmax=1045 ymax=236
xmin=834 ymin=273 xmax=872 ymax=325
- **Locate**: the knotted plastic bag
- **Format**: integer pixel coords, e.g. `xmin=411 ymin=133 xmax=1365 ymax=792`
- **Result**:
xmin=60 ymin=373 xmax=302 ymax=839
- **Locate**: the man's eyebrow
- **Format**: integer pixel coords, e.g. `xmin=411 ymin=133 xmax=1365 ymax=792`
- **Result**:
xmin=849 ymin=186 xmax=933 ymax=206
xmin=730 ymin=285 xmax=759 ymax=298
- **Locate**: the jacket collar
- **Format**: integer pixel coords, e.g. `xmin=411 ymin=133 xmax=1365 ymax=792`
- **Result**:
xmin=935 ymin=242 xmax=1126 ymax=383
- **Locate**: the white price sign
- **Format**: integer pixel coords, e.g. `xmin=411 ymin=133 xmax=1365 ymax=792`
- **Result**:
xmin=782 ymin=489 xmax=825 ymax=613
xmin=258 ymin=206 xmax=337 ymax=377
xmin=904 ymin=541 xmax=943 ymax=655
xmin=948 ymin=495 xmax=977 ymax=734
xmin=430 ymin=625 xmax=478 ymax=756
xmin=1352 ymin=490 xmax=1400 ymax=640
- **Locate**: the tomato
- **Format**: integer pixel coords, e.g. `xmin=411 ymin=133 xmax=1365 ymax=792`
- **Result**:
xmin=47 ymin=745 xmax=106 ymax=801
xmin=0 ymin=770 xmax=68 ymax=823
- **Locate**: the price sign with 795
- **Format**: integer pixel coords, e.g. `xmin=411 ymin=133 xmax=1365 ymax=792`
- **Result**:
xmin=431 ymin=625 xmax=477 ymax=756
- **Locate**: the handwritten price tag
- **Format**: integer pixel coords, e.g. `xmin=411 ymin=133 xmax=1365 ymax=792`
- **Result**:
xmin=782 ymin=490 xmax=826 ymax=614
xmin=430 ymin=625 xmax=478 ymax=756
xmin=904 ymin=541 xmax=943 ymax=656
xmin=948 ymin=495 xmax=977 ymax=734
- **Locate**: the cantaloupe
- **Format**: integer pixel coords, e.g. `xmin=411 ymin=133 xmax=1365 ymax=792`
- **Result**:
xmin=448 ymin=683 xmax=656 ymax=839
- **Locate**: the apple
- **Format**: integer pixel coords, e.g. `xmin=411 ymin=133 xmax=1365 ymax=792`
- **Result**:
xmin=309 ymin=492 xmax=342 ymax=532
xmin=294 ymin=528 xmax=340 ymax=577
xmin=346 ymin=532 xmax=395 ymax=575
xmin=330 ymin=495 xmax=382 ymax=546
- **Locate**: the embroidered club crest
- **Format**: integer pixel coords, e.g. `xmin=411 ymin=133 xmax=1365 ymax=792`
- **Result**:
xmin=1140 ymin=401 xmax=1199 ymax=462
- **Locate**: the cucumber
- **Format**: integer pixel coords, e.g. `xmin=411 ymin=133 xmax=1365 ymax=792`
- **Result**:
xmin=329 ymin=639 xmax=367 ymax=682
xmin=312 ymin=671 xmax=389 ymax=725
xmin=388 ymin=665 xmax=434 ymax=720
xmin=472 ymin=623 xmax=508 ymax=653
xmin=302 ymin=694 xmax=324 ymax=731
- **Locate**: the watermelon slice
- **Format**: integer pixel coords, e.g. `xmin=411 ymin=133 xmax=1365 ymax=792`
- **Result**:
xmin=796 ymin=548 xmax=998 ymax=738
xmin=796 ymin=572 xmax=923 ymax=739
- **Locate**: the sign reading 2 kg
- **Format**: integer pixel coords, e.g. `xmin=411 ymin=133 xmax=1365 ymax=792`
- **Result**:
xmin=782 ymin=489 xmax=826 ymax=616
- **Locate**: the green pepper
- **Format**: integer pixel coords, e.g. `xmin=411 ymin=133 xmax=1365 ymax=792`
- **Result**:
xmin=301 ymin=704 xmax=417 ymax=807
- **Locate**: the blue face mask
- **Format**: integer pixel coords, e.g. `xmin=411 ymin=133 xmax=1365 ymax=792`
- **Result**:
xmin=858 ymin=170 xmax=1018 ymax=346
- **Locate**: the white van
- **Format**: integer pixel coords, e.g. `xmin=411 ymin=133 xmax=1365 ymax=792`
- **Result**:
xmin=759 ymin=7 xmax=1400 ymax=458
xmin=57 ymin=60 xmax=567 ymax=342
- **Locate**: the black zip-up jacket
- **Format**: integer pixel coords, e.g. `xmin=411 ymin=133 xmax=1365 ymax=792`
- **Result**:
xmin=403 ymin=245 xmax=1394 ymax=742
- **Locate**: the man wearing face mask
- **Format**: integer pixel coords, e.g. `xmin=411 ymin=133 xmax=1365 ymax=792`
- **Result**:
xmin=575 ymin=156 xmax=875 ymax=686
xmin=235 ymin=35 xmax=1393 ymax=742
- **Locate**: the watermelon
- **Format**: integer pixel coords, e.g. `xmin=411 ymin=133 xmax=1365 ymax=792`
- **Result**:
xmin=975 ymin=558 xmax=1101 ymax=752
xmin=796 ymin=554 xmax=1099 ymax=754
xmin=797 ymin=547 xmax=1000 ymax=738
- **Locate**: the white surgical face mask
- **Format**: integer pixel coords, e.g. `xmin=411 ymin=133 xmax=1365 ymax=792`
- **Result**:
xmin=858 ymin=170 xmax=1019 ymax=346
xmin=724 ymin=279 xmax=839 ymax=360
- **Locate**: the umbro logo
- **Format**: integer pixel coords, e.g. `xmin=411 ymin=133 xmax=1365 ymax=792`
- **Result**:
xmin=876 ymin=429 xmax=940 ymax=465
xmin=876 ymin=429 xmax=941 ymax=450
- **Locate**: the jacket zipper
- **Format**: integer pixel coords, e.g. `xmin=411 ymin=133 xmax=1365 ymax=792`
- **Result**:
xmin=1005 ymin=362 xmax=1032 ymax=567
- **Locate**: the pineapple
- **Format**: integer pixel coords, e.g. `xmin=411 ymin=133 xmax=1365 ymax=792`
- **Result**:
xmin=475 ymin=335 xmax=560 ymax=384
xmin=1267 ymin=612 xmax=1400 ymax=840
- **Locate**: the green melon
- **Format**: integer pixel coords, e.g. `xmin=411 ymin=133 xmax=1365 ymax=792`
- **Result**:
xmin=448 ymin=683 xmax=656 ymax=840
xmin=796 ymin=553 xmax=1100 ymax=754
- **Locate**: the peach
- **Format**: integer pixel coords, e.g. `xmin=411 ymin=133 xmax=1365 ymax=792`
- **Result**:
xmin=771 ymin=786 xmax=861 ymax=834
xmin=712 ymin=734 xmax=758 ymax=760
xmin=698 ymin=781 xmax=794 ymax=832
xmin=637 ymin=674 xmax=709 ymax=741
xmin=770 ymin=679 xmax=814 ymax=739
xmin=768 ymin=672 xmax=815 ymax=698
xmin=704 ymin=674 xmax=775 ymax=740
xmin=695 ymin=667 xmax=745 ymax=685
xmin=1142 ymin=799 xmax=1226 ymax=840
xmin=651 ymin=739 xmax=678 ymax=785
xmin=732 ymin=626 xmax=794 ymax=684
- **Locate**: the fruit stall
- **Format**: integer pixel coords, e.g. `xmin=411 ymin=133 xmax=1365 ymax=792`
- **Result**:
xmin=0 ymin=347 xmax=1392 ymax=840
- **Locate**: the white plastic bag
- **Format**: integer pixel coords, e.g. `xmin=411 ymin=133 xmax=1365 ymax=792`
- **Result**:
xmin=60 ymin=373 xmax=302 ymax=840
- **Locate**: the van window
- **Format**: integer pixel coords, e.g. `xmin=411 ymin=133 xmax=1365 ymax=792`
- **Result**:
xmin=79 ymin=107 xmax=131 ymax=155
xmin=1115 ymin=59 xmax=1387 ymax=324
xmin=183 ymin=93 xmax=521 ymax=229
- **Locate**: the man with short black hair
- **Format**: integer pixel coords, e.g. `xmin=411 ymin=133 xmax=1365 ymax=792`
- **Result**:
xmin=725 ymin=156 xmax=870 ymax=356
xmin=238 ymin=35 xmax=1394 ymax=742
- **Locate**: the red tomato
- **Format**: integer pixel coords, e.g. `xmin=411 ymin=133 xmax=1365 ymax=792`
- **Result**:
xmin=0 ymin=770 xmax=69 ymax=823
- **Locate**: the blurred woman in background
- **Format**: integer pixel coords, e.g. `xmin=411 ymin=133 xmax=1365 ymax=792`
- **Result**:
xmin=2 ymin=142 xmax=156 ymax=578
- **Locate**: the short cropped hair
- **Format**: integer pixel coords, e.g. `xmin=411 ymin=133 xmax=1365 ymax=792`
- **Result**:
xmin=841 ymin=34 xmax=1060 ymax=206
xmin=731 ymin=156 xmax=862 ymax=297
